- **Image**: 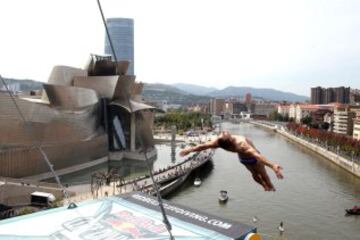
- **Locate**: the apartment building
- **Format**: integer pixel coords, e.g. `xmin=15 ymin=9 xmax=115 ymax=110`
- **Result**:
xmin=277 ymin=104 xmax=290 ymax=117
xmin=333 ymin=105 xmax=355 ymax=135
xmin=352 ymin=109 xmax=360 ymax=139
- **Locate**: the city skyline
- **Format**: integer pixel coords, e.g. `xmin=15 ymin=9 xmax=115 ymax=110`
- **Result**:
xmin=1 ymin=0 xmax=360 ymax=96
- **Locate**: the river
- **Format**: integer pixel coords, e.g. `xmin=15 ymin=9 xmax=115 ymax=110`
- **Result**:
xmin=59 ymin=122 xmax=360 ymax=239
xmin=168 ymin=122 xmax=360 ymax=240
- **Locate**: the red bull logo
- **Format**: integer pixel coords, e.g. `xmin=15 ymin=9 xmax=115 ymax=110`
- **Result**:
xmin=103 ymin=210 xmax=167 ymax=238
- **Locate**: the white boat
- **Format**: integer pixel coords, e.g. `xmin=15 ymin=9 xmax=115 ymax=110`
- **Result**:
xmin=194 ymin=178 xmax=202 ymax=187
xmin=219 ymin=190 xmax=228 ymax=204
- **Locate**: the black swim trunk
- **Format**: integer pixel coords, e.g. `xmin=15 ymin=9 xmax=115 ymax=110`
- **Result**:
xmin=239 ymin=156 xmax=257 ymax=165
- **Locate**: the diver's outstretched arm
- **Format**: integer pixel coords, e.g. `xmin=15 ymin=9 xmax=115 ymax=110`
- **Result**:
xmin=179 ymin=139 xmax=218 ymax=156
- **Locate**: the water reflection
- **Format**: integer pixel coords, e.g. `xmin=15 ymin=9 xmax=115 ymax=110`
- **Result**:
xmin=56 ymin=143 xmax=190 ymax=185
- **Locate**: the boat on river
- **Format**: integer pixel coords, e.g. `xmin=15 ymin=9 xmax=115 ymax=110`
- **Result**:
xmin=219 ymin=190 xmax=228 ymax=204
xmin=194 ymin=178 xmax=202 ymax=187
xmin=148 ymin=150 xmax=214 ymax=197
xmin=157 ymin=173 xmax=190 ymax=197
xmin=345 ymin=206 xmax=360 ymax=215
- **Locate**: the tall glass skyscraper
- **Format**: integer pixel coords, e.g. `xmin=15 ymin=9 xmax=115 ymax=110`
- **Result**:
xmin=105 ymin=18 xmax=134 ymax=75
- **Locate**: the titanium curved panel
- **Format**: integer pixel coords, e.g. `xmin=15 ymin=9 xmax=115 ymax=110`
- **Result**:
xmin=47 ymin=65 xmax=87 ymax=86
xmin=0 ymin=95 xmax=101 ymax=146
xmin=43 ymin=65 xmax=87 ymax=102
xmin=0 ymin=94 xmax=99 ymax=123
xmin=73 ymin=76 xmax=119 ymax=99
xmin=43 ymin=84 xmax=98 ymax=110
xmin=0 ymin=134 xmax=108 ymax=178
xmin=0 ymin=120 xmax=46 ymax=147
xmin=130 ymin=81 xmax=144 ymax=95
xmin=116 ymin=60 xmax=130 ymax=75
xmin=0 ymin=94 xmax=54 ymax=122
xmin=135 ymin=111 xmax=155 ymax=149
xmin=130 ymin=82 xmax=144 ymax=102
xmin=113 ymin=75 xmax=136 ymax=99
xmin=110 ymin=99 xmax=160 ymax=113
xmin=0 ymin=119 xmax=101 ymax=147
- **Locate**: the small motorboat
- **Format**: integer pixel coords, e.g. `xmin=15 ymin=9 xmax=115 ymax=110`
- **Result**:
xmin=278 ymin=221 xmax=284 ymax=233
xmin=218 ymin=190 xmax=228 ymax=204
xmin=345 ymin=206 xmax=360 ymax=215
xmin=194 ymin=178 xmax=202 ymax=187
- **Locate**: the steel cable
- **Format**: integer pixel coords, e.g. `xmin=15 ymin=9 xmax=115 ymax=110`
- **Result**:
xmin=0 ymin=75 xmax=71 ymax=204
xmin=96 ymin=0 xmax=174 ymax=238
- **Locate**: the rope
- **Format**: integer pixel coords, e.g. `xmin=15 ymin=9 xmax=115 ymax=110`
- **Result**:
xmin=0 ymin=75 xmax=71 ymax=205
xmin=97 ymin=0 xmax=118 ymax=64
xmin=96 ymin=1 xmax=174 ymax=238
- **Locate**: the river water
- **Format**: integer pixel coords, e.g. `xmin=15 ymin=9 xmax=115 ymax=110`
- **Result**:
xmin=168 ymin=122 xmax=360 ymax=239
xmin=59 ymin=122 xmax=360 ymax=239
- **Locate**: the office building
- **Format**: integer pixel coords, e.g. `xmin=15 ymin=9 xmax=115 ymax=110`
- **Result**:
xmin=105 ymin=18 xmax=134 ymax=75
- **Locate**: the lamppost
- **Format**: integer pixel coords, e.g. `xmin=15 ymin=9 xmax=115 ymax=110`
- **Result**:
xmin=171 ymin=125 xmax=176 ymax=163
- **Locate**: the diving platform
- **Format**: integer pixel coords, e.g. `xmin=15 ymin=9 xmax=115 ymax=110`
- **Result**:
xmin=0 ymin=191 xmax=263 ymax=239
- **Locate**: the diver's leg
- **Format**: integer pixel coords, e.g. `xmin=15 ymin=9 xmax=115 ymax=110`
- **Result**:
xmin=244 ymin=164 xmax=269 ymax=191
xmin=253 ymin=162 xmax=275 ymax=191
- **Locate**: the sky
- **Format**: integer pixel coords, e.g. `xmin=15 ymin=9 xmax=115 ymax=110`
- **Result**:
xmin=0 ymin=0 xmax=360 ymax=96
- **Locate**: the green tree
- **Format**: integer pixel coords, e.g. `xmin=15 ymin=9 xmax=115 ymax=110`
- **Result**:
xmin=268 ymin=110 xmax=283 ymax=121
xmin=301 ymin=115 xmax=312 ymax=126
xmin=283 ymin=114 xmax=289 ymax=122
xmin=319 ymin=122 xmax=330 ymax=130
xmin=155 ymin=111 xmax=211 ymax=131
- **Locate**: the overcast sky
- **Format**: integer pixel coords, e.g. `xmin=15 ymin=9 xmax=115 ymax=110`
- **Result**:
xmin=1 ymin=0 xmax=359 ymax=96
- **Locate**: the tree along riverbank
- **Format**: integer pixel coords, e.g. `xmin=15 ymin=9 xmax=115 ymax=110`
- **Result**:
xmin=250 ymin=121 xmax=360 ymax=178
xmin=154 ymin=111 xmax=212 ymax=133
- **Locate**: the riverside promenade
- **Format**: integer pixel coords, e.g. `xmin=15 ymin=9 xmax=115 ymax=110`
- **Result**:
xmin=67 ymin=149 xmax=215 ymax=204
xmin=251 ymin=121 xmax=360 ymax=178
xmin=154 ymin=132 xmax=215 ymax=144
